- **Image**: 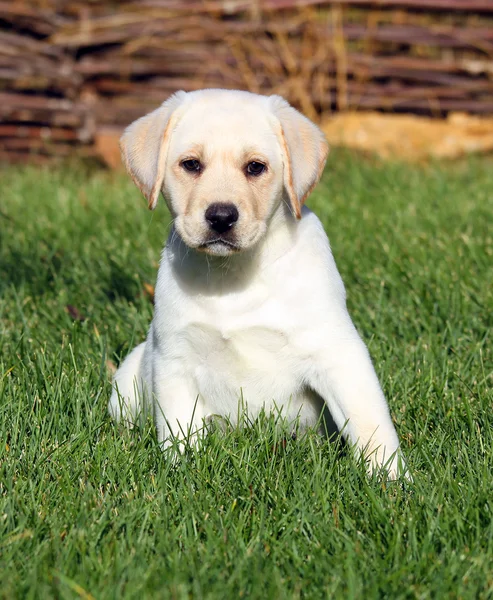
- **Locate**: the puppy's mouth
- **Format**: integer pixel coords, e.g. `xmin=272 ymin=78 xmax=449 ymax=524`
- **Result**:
xmin=198 ymin=237 xmax=241 ymax=255
xmin=176 ymin=218 xmax=266 ymax=256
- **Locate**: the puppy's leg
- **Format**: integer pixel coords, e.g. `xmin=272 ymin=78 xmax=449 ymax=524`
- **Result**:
xmin=306 ymin=335 xmax=407 ymax=479
xmin=108 ymin=342 xmax=150 ymax=425
xmin=153 ymin=363 xmax=205 ymax=453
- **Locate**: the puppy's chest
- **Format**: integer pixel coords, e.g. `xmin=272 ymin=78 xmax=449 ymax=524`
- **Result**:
xmin=180 ymin=318 xmax=302 ymax=404
xmin=180 ymin=319 xmax=291 ymax=371
xmin=172 ymin=289 xmax=306 ymax=377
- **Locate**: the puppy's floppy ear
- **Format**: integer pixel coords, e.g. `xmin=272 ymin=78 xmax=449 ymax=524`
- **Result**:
xmin=120 ymin=91 xmax=186 ymax=210
xmin=269 ymin=95 xmax=329 ymax=219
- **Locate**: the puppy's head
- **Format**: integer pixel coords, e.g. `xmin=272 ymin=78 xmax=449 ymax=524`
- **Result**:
xmin=120 ymin=89 xmax=328 ymax=256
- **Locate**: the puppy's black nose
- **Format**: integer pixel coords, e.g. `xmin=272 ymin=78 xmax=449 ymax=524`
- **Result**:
xmin=205 ymin=203 xmax=239 ymax=234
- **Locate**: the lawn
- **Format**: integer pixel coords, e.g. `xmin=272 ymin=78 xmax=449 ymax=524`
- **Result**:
xmin=1 ymin=151 xmax=492 ymax=599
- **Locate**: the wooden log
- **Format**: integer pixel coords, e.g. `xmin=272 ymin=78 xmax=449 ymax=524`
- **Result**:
xmin=338 ymin=80 xmax=490 ymax=99
xmin=348 ymin=53 xmax=493 ymax=75
xmin=0 ymin=92 xmax=78 ymax=112
xmin=0 ymin=125 xmax=80 ymax=141
xmin=50 ymin=15 xmax=226 ymax=47
xmin=1 ymin=138 xmax=69 ymax=152
xmin=346 ymin=95 xmax=493 ymax=113
xmin=87 ymin=76 xmax=227 ymax=95
xmin=340 ymin=23 xmax=493 ymax=49
xmin=0 ymin=31 xmax=64 ymax=58
xmin=0 ymin=109 xmax=83 ymax=128
xmin=1 ymin=137 xmax=89 ymax=155
xmin=0 ymin=93 xmax=88 ymax=129
xmin=0 ymin=67 xmax=80 ymax=95
xmin=76 ymin=55 xmax=221 ymax=77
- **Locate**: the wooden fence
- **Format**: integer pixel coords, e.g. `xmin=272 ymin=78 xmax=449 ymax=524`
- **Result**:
xmin=1 ymin=0 xmax=492 ymax=163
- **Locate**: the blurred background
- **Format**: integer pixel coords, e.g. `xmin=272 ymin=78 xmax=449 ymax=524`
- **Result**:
xmin=1 ymin=0 xmax=493 ymax=166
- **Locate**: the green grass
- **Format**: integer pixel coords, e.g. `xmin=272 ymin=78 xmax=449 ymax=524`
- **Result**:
xmin=1 ymin=151 xmax=492 ymax=599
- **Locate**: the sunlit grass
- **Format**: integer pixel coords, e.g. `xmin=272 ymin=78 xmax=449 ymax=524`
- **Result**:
xmin=1 ymin=152 xmax=492 ymax=598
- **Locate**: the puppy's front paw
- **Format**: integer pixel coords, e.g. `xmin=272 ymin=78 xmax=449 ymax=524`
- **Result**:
xmin=369 ymin=449 xmax=412 ymax=482
xmin=108 ymin=391 xmax=138 ymax=427
xmin=159 ymin=428 xmax=203 ymax=464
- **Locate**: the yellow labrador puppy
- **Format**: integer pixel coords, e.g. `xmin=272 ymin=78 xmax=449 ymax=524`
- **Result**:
xmin=109 ymin=89 xmax=406 ymax=478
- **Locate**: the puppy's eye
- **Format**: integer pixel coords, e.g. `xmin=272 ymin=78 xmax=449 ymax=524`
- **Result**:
xmin=181 ymin=159 xmax=202 ymax=173
xmin=246 ymin=161 xmax=266 ymax=176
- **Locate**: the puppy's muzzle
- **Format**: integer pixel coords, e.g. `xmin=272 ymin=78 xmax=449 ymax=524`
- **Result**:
xmin=205 ymin=203 xmax=239 ymax=234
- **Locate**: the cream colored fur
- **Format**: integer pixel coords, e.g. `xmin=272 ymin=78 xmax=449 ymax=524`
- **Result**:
xmin=109 ymin=89 xmax=407 ymax=478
